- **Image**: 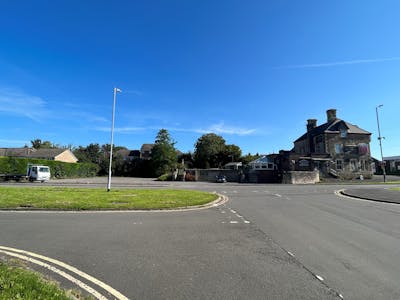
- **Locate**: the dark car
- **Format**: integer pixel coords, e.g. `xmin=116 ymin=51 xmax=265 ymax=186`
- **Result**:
xmin=216 ymin=175 xmax=227 ymax=183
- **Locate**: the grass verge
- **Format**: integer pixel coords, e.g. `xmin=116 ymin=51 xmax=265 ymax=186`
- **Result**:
xmin=390 ymin=187 xmax=400 ymax=192
xmin=0 ymin=187 xmax=218 ymax=210
xmin=0 ymin=259 xmax=89 ymax=300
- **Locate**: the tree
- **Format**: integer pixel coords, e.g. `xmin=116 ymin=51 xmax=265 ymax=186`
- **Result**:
xmin=221 ymin=144 xmax=242 ymax=165
xmin=194 ymin=133 xmax=226 ymax=168
xmin=151 ymin=129 xmax=178 ymax=176
xmin=178 ymin=152 xmax=195 ymax=169
xmin=31 ymin=139 xmax=54 ymax=149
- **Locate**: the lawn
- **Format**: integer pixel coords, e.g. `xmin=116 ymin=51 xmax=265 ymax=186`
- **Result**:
xmin=0 ymin=260 xmax=87 ymax=300
xmin=0 ymin=187 xmax=218 ymax=210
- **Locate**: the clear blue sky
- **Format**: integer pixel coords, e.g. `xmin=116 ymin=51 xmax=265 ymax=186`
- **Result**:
xmin=0 ymin=1 xmax=399 ymax=158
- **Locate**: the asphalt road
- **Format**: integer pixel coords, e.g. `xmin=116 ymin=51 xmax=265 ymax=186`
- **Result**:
xmin=1 ymin=178 xmax=399 ymax=299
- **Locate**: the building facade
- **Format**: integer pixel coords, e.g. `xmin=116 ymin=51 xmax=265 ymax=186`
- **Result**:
xmin=289 ymin=109 xmax=372 ymax=179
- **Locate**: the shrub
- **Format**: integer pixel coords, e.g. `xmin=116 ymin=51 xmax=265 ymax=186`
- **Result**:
xmin=157 ymin=173 xmax=172 ymax=181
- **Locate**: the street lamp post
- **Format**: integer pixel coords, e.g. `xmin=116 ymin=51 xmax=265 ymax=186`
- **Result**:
xmin=375 ymin=104 xmax=386 ymax=183
xmin=107 ymin=87 xmax=121 ymax=192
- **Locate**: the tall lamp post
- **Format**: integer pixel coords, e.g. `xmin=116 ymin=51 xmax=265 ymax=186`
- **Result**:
xmin=375 ymin=104 xmax=386 ymax=183
xmin=107 ymin=87 xmax=121 ymax=192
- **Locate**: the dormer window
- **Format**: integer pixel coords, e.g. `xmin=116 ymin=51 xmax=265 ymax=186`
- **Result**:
xmin=340 ymin=129 xmax=347 ymax=138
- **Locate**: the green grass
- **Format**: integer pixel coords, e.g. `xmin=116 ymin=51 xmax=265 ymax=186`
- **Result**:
xmin=0 ymin=187 xmax=218 ymax=210
xmin=0 ymin=260 xmax=81 ymax=300
xmin=391 ymin=187 xmax=400 ymax=191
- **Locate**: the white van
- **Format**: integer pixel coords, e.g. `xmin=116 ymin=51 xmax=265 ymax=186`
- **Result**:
xmin=27 ymin=164 xmax=51 ymax=182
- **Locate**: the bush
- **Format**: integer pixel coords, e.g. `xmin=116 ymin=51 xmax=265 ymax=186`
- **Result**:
xmin=157 ymin=173 xmax=172 ymax=181
xmin=0 ymin=157 xmax=99 ymax=179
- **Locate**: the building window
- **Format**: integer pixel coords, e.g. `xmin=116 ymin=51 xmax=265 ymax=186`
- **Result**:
xmin=350 ymin=159 xmax=358 ymax=172
xmin=335 ymin=144 xmax=343 ymax=154
xmin=336 ymin=160 xmax=343 ymax=170
xmin=340 ymin=129 xmax=347 ymax=138
xmin=360 ymin=160 xmax=369 ymax=171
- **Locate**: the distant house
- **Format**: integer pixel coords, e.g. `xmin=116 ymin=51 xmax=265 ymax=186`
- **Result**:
xmin=0 ymin=148 xmax=78 ymax=163
xmin=224 ymin=162 xmax=243 ymax=170
xmin=383 ymin=156 xmax=400 ymax=173
xmin=115 ymin=149 xmax=141 ymax=161
xmin=140 ymin=144 xmax=154 ymax=160
xmin=248 ymin=156 xmax=277 ymax=170
xmin=286 ymin=109 xmax=372 ymax=179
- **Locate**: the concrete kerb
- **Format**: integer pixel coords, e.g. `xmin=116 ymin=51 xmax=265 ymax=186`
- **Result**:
xmin=0 ymin=193 xmax=229 ymax=213
xmin=336 ymin=189 xmax=400 ymax=205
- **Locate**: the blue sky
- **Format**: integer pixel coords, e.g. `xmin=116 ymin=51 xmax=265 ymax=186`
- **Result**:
xmin=0 ymin=1 xmax=399 ymax=158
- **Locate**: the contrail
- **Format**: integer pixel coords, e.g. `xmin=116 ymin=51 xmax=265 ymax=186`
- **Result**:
xmin=273 ymin=56 xmax=400 ymax=69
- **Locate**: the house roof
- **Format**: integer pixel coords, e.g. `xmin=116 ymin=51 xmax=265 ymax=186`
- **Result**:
xmin=0 ymin=148 xmax=34 ymax=157
xmin=383 ymin=156 xmax=400 ymax=161
xmin=27 ymin=148 xmax=68 ymax=158
xmin=294 ymin=119 xmax=370 ymax=143
xmin=0 ymin=148 xmax=77 ymax=161
xmin=140 ymin=144 xmax=154 ymax=152
xmin=249 ymin=156 xmax=274 ymax=164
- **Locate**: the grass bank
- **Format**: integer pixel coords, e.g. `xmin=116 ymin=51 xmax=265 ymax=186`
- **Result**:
xmin=0 ymin=187 xmax=218 ymax=210
xmin=0 ymin=259 xmax=89 ymax=300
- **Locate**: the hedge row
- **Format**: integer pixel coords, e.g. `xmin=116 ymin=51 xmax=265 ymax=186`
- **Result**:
xmin=0 ymin=157 xmax=99 ymax=179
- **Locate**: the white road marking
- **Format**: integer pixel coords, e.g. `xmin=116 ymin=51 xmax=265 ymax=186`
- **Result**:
xmin=315 ymin=275 xmax=324 ymax=282
xmin=275 ymin=194 xmax=282 ymax=198
xmin=230 ymin=209 xmax=237 ymax=213
xmin=0 ymin=249 xmax=108 ymax=300
xmin=339 ymin=293 xmax=344 ymax=299
xmin=229 ymin=221 xmax=239 ymax=224
xmin=0 ymin=246 xmax=129 ymax=300
xmin=232 ymin=190 xmax=238 ymax=193
xmin=243 ymin=220 xmax=250 ymax=224
xmin=252 ymin=190 xmax=259 ymax=193
xmin=287 ymin=251 xmax=295 ymax=257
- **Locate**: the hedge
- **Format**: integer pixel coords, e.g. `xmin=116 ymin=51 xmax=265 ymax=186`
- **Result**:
xmin=0 ymin=157 xmax=99 ymax=179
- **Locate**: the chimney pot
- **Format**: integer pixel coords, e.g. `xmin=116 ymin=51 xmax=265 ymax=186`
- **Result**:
xmin=307 ymin=119 xmax=317 ymax=131
xmin=327 ymin=109 xmax=337 ymax=123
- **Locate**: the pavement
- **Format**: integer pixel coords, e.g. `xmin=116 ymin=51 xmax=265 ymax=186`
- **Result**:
xmin=341 ymin=187 xmax=400 ymax=204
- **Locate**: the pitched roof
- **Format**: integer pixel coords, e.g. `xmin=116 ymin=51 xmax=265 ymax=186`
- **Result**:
xmin=27 ymin=148 xmax=68 ymax=158
xmin=295 ymin=119 xmax=370 ymax=143
xmin=0 ymin=148 xmax=34 ymax=157
xmin=0 ymin=148 xmax=77 ymax=161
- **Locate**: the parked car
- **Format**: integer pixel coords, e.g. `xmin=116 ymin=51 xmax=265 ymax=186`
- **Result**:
xmin=216 ymin=175 xmax=227 ymax=183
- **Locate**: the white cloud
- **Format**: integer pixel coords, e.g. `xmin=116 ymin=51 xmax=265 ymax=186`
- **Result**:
xmin=0 ymin=88 xmax=48 ymax=120
xmin=93 ymin=123 xmax=256 ymax=136
xmin=196 ymin=122 xmax=256 ymax=136
xmin=274 ymin=56 xmax=400 ymax=69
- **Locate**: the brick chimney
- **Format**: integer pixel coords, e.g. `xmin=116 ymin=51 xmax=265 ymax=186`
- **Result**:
xmin=326 ymin=109 xmax=337 ymax=123
xmin=307 ymin=119 xmax=317 ymax=132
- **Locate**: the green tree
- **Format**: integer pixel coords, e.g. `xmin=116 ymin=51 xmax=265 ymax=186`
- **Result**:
xmin=151 ymin=129 xmax=177 ymax=176
xmin=31 ymin=139 xmax=54 ymax=149
xmin=194 ymin=133 xmax=226 ymax=168
xmin=220 ymin=144 xmax=242 ymax=165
